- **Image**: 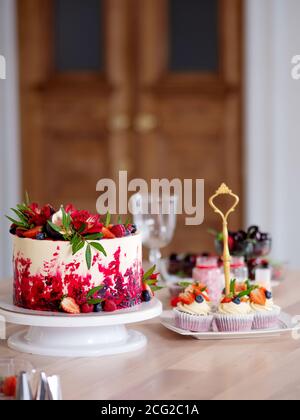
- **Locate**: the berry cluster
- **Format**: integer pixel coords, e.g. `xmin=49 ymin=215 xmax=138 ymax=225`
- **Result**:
xmin=221 ymin=279 xmax=272 ymax=306
xmin=171 ymin=283 xmax=210 ymax=307
xmin=141 ymin=266 xmax=162 ymax=303
xmin=59 ymin=265 xmax=161 ymax=314
xmin=60 ymin=295 xmax=118 ymax=314
xmin=213 ymin=225 xmax=272 ymax=258
xmin=8 ymin=198 xmax=137 ymax=241
xmin=168 ymin=253 xmax=198 ymax=277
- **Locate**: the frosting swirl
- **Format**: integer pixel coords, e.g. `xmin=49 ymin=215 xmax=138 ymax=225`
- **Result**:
xmin=218 ymin=301 xmax=253 ymax=315
xmin=250 ymin=299 xmax=279 ymax=313
xmin=177 ymin=300 xmax=211 ymax=316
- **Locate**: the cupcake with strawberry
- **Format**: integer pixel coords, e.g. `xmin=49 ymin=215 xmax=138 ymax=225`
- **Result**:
xmin=249 ymin=286 xmax=281 ymax=329
xmin=173 ymin=283 xmax=213 ymax=332
xmin=214 ymin=279 xmax=254 ymax=332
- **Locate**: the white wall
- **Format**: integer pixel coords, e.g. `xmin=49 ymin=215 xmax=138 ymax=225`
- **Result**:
xmin=0 ymin=0 xmax=20 ymax=279
xmin=245 ymin=0 xmax=300 ymax=268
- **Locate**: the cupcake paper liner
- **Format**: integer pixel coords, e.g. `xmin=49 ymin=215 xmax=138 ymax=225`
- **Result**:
xmin=174 ymin=308 xmax=213 ymax=332
xmin=252 ymin=307 xmax=281 ymax=330
xmin=214 ymin=313 xmax=254 ymax=332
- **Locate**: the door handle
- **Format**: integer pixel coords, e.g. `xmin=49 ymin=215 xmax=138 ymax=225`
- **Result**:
xmin=134 ymin=114 xmax=158 ymax=133
xmin=109 ymin=114 xmax=131 ymax=132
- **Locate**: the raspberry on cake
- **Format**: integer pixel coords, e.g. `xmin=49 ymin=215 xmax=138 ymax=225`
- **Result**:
xmin=7 ymin=198 xmax=160 ymax=314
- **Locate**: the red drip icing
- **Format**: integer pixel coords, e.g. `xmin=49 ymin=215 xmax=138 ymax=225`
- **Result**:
xmin=13 ymin=246 xmax=142 ymax=312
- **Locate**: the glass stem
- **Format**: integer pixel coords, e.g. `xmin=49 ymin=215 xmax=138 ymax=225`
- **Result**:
xmin=149 ymin=248 xmax=162 ymax=269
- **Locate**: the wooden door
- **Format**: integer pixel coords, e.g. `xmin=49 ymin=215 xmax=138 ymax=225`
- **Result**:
xmin=133 ymin=0 xmax=243 ymax=253
xmin=18 ymin=0 xmax=243 ymax=254
xmin=18 ymin=0 xmax=134 ymax=210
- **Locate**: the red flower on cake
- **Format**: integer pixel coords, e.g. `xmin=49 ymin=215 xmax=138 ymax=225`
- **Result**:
xmin=25 ymin=203 xmax=55 ymax=227
xmin=65 ymin=204 xmax=103 ymax=235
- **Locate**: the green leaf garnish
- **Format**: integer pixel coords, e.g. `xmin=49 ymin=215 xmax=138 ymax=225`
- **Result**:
xmin=145 ymin=279 xmax=159 ymax=286
xmin=25 ymin=191 xmax=30 ymax=206
xmin=90 ymin=242 xmax=107 ymax=257
xmin=117 ymin=215 xmax=122 ymax=224
xmin=151 ymin=286 xmax=164 ymax=292
xmin=61 ymin=207 xmax=71 ymax=230
xmin=84 ymin=233 xmax=103 ymax=241
xmin=72 ymin=239 xmax=85 ymax=255
xmin=47 ymin=221 xmax=62 ymax=234
xmin=87 ymin=298 xmax=104 ymax=305
xmin=142 ymin=265 xmax=156 ymax=281
xmin=124 ymin=216 xmax=131 ymax=226
xmin=85 ymin=244 xmax=92 ymax=270
xmin=178 ymin=281 xmax=192 ymax=288
xmin=105 ymin=211 xmax=111 ymax=228
xmin=237 ymin=290 xmax=251 ymax=298
xmin=6 ymin=215 xmax=27 ymax=228
xmin=230 ymin=279 xmax=236 ymax=295
xmin=78 ymin=223 xmax=86 ymax=234
xmin=87 ymin=285 xmax=104 ymax=298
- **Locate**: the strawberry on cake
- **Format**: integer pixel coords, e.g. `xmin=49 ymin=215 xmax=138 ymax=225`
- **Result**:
xmin=7 ymin=198 xmax=160 ymax=314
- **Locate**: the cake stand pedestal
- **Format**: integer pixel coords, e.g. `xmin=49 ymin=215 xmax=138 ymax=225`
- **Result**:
xmin=0 ymin=293 xmax=162 ymax=357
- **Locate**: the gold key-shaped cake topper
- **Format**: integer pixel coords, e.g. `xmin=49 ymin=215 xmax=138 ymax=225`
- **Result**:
xmin=209 ymin=183 xmax=240 ymax=296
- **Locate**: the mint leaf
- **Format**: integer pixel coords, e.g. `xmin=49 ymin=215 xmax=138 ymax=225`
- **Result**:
xmin=117 ymin=215 xmax=122 ymax=224
xmin=143 ymin=265 xmax=156 ymax=281
xmin=105 ymin=211 xmax=111 ymax=228
xmin=87 ymin=285 xmax=104 ymax=298
xmin=90 ymin=242 xmax=107 ymax=257
xmin=85 ymin=244 xmax=92 ymax=270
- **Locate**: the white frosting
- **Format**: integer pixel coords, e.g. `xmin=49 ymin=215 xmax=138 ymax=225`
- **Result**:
xmin=13 ymin=233 xmax=142 ymax=294
xmin=177 ymin=300 xmax=212 ymax=316
xmin=250 ymin=299 xmax=280 ymax=313
xmin=218 ymin=301 xmax=253 ymax=315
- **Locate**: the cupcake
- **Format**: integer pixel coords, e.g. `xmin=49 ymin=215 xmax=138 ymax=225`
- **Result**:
xmin=214 ymin=280 xmax=254 ymax=332
xmin=174 ymin=283 xmax=213 ymax=332
xmin=249 ymin=287 xmax=281 ymax=329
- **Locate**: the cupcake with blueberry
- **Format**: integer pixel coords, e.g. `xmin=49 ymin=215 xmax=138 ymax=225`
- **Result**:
xmin=173 ymin=283 xmax=213 ymax=332
xmin=214 ymin=280 xmax=254 ymax=332
xmin=249 ymin=287 xmax=281 ymax=329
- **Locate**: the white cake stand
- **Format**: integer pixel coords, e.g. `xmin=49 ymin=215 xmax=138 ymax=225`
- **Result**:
xmin=0 ymin=289 xmax=162 ymax=357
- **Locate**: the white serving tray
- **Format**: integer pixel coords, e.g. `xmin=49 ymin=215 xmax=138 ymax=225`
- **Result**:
xmin=160 ymin=310 xmax=297 ymax=340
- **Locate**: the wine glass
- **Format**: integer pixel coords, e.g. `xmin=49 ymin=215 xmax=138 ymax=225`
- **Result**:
xmin=130 ymin=193 xmax=178 ymax=270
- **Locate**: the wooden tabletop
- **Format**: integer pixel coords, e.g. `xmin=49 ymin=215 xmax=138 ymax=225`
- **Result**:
xmin=1 ymin=273 xmax=300 ymax=400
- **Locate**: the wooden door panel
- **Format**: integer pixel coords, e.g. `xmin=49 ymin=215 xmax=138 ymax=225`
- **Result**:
xmin=18 ymin=0 xmax=133 ymax=211
xmin=134 ymin=0 xmax=243 ymax=254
